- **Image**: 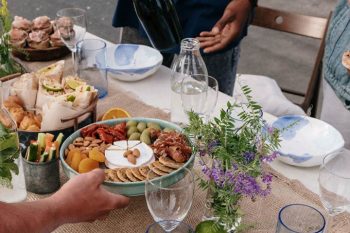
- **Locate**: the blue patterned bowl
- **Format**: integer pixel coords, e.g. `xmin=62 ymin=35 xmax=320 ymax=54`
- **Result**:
xmin=272 ymin=115 xmax=344 ymax=167
xmin=60 ymin=117 xmax=194 ymax=196
xmin=99 ymin=44 xmax=163 ymax=82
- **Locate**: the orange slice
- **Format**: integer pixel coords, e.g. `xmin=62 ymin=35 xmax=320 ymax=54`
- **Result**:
xmin=101 ymin=108 xmax=131 ymax=120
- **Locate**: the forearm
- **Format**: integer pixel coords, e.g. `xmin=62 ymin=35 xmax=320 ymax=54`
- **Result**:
xmin=0 ymin=199 xmax=61 ymax=233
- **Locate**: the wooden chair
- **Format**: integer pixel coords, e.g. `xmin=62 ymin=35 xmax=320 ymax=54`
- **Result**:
xmin=251 ymin=6 xmax=332 ymax=116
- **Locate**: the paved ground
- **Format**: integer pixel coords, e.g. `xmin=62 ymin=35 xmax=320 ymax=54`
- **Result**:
xmin=8 ymin=0 xmax=338 ymax=105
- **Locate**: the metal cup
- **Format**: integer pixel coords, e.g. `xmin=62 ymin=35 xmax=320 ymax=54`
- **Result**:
xmin=22 ymin=156 xmax=60 ymax=194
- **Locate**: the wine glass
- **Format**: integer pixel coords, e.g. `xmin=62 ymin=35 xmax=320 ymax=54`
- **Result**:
xmin=145 ymin=168 xmax=194 ymax=232
xmin=56 ymin=8 xmax=87 ymax=73
xmin=318 ymin=149 xmax=350 ymax=216
xmin=181 ymin=74 xmax=218 ymax=122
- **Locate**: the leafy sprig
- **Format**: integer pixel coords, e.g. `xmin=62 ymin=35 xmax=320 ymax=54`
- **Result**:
xmin=185 ymin=85 xmax=281 ymax=231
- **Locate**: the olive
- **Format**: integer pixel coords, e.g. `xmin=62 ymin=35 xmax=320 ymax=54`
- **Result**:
xmin=126 ymin=120 xmax=137 ymax=128
xmin=163 ymin=127 xmax=175 ymax=133
xmin=129 ymin=132 xmax=141 ymax=140
xmin=127 ymin=126 xmax=138 ymax=137
xmin=140 ymin=130 xmax=151 ymax=145
xmin=147 ymin=122 xmax=161 ymax=130
xmin=137 ymin=122 xmax=147 ymax=132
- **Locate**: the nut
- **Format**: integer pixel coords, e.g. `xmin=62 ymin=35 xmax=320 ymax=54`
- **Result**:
xmin=68 ymin=144 xmax=75 ymax=150
xmin=123 ymin=150 xmax=132 ymax=157
xmin=83 ymin=141 xmax=90 ymax=147
xmin=85 ymin=136 xmax=94 ymax=141
xmin=127 ymin=154 xmax=136 ymax=164
xmin=75 ymin=137 xmax=84 ymax=142
xmin=90 ymin=143 xmax=99 ymax=148
xmin=92 ymin=139 xmax=102 ymax=144
xmin=132 ymin=148 xmax=140 ymax=158
xmin=73 ymin=142 xmax=84 ymax=147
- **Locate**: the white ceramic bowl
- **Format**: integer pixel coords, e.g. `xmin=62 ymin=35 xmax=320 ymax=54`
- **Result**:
xmin=102 ymin=44 xmax=163 ymax=82
xmin=272 ymin=115 xmax=344 ymax=167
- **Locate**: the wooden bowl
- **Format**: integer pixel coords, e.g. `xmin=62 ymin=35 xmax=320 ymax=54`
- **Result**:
xmin=12 ymin=46 xmax=70 ymax=61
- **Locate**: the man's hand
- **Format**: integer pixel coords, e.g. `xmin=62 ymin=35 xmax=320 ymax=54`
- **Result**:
xmin=49 ymin=169 xmax=130 ymax=224
xmin=197 ymin=0 xmax=252 ymax=53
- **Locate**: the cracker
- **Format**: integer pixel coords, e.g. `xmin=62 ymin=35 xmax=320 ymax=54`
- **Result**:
xmin=159 ymin=156 xmax=184 ymax=169
xmin=139 ymin=166 xmax=151 ymax=177
xmin=149 ymin=163 xmax=168 ymax=176
xmin=152 ymin=161 xmax=175 ymax=173
xmin=117 ymin=168 xmax=130 ymax=182
xmin=125 ymin=169 xmax=139 ymax=182
xmin=105 ymin=169 xmax=122 ymax=182
xmin=131 ymin=167 xmax=145 ymax=181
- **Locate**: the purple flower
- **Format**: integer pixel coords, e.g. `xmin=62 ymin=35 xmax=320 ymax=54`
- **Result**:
xmin=243 ymin=152 xmax=255 ymax=163
xmin=261 ymin=151 xmax=279 ymax=163
xmin=262 ymin=173 xmax=273 ymax=183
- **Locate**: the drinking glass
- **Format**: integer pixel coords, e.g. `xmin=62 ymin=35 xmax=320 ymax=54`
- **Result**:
xmin=145 ymin=168 xmax=194 ymax=232
xmin=181 ymin=74 xmax=218 ymax=122
xmin=276 ymin=204 xmax=326 ymax=233
xmin=76 ymin=39 xmax=108 ymax=98
xmin=319 ymin=150 xmax=350 ymax=216
xmin=56 ymin=8 xmax=87 ymax=73
xmin=146 ymin=221 xmax=194 ymax=233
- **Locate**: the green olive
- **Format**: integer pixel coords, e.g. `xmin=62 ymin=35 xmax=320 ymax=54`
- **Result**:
xmin=126 ymin=120 xmax=137 ymax=128
xmin=140 ymin=130 xmax=151 ymax=145
xmin=127 ymin=126 xmax=138 ymax=137
xmin=163 ymin=127 xmax=175 ymax=133
xmin=147 ymin=122 xmax=161 ymax=130
xmin=137 ymin=122 xmax=147 ymax=132
xmin=129 ymin=132 xmax=141 ymax=140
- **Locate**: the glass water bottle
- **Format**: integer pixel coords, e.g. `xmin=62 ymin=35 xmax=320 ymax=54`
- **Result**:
xmin=170 ymin=38 xmax=208 ymax=123
xmin=0 ymin=82 xmax=27 ymax=203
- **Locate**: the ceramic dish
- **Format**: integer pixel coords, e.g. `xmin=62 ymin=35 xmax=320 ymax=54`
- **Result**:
xmin=99 ymin=44 xmax=163 ymax=82
xmin=272 ymin=115 xmax=344 ymax=167
xmin=60 ymin=117 xmax=194 ymax=196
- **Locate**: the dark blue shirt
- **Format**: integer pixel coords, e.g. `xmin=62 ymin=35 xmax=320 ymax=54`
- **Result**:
xmin=112 ymin=0 xmax=252 ymax=52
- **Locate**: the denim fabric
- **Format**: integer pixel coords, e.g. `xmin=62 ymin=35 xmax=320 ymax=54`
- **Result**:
xmin=202 ymin=46 xmax=240 ymax=96
xmin=323 ymin=0 xmax=350 ymax=109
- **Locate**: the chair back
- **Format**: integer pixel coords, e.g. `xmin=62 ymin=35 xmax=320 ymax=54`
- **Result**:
xmin=251 ymin=6 xmax=332 ymax=116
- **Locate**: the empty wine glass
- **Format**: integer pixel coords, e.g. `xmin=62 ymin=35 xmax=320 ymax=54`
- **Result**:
xmin=319 ymin=149 xmax=350 ymax=216
xmin=145 ymin=168 xmax=194 ymax=232
xmin=56 ymin=8 xmax=87 ymax=73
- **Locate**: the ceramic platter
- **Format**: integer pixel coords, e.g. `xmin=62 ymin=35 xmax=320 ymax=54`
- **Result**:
xmin=272 ymin=115 xmax=344 ymax=167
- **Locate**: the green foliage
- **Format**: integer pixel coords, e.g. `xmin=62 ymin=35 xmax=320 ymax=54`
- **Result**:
xmin=186 ymin=85 xmax=281 ymax=231
xmin=0 ymin=122 xmax=19 ymax=188
xmin=0 ymin=0 xmax=22 ymax=77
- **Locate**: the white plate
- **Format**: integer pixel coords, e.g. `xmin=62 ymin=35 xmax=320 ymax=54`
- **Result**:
xmin=272 ymin=115 xmax=344 ymax=167
xmin=101 ymin=44 xmax=163 ymax=82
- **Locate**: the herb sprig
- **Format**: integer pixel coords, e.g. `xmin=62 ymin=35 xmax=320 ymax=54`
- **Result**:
xmin=185 ymin=85 xmax=281 ymax=231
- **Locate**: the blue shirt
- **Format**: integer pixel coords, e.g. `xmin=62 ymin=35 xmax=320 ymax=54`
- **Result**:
xmin=112 ymin=0 xmax=252 ymax=52
xmin=323 ymin=0 xmax=350 ymax=108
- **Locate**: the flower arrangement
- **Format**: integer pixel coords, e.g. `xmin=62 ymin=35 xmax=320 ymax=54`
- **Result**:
xmin=0 ymin=0 xmax=22 ymax=76
xmin=185 ymin=86 xmax=281 ymax=232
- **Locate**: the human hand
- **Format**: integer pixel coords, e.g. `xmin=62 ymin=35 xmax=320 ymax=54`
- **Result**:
xmin=48 ymin=169 xmax=130 ymax=224
xmin=197 ymin=0 xmax=252 ymax=53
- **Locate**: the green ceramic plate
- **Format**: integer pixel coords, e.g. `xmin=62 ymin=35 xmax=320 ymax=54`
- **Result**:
xmin=60 ymin=117 xmax=195 ymax=196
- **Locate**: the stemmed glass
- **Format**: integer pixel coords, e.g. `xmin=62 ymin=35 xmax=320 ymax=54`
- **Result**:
xmin=56 ymin=8 xmax=87 ymax=73
xmin=181 ymin=74 xmax=218 ymax=122
xmin=145 ymin=168 xmax=194 ymax=232
xmin=318 ymin=149 xmax=350 ymax=217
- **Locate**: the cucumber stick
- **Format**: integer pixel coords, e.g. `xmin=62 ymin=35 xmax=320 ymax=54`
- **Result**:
xmin=27 ymin=143 xmax=39 ymax=162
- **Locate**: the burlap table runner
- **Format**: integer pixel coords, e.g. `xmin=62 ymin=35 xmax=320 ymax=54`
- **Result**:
xmin=17 ymin=58 xmax=350 ymax=232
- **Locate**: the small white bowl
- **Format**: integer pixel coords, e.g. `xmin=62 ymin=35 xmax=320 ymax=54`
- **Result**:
xmin=103 ymin=44 xmax=163 ymax=82
xmin=272 ymin=115 xmax=344 ymax=167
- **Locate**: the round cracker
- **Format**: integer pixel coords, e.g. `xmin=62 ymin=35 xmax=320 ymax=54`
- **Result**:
xmin=125 ymin=168 xmax=139 ymax=182
xmin=139 ymin=166 xmax=151 ymax=177
xmin=149 ymin=163 xmax=168 ymax=176
xmin=117 ymin=168 xmax=130 ymax=182
xmin=131 ymin=168 xmax=146 ymax=181
xmin=152 ymin=161 xmax=175 ymax=173
xmin=159 ymin=156 xmax=184 ymax=169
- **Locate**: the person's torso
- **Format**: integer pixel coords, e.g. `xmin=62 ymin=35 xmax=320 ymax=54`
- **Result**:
xmin=324 ymin=0 xmax=350 ymax=107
